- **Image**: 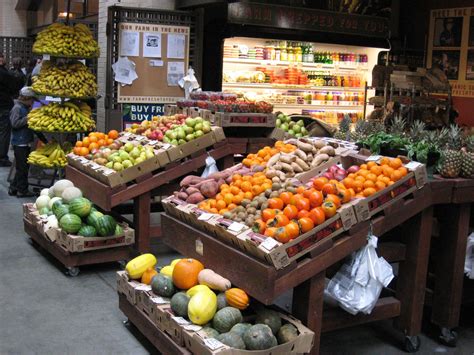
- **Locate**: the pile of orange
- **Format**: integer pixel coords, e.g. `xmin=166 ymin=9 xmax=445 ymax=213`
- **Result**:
xmin=198 ymin=172 xmax=272 ymax=215
xmin=242 ymin=141 xmax=296 ymax=168
xmin=73 ymin=130 xmax=119 ymax=156
xmin=340 ymin=158 xmax=407 ymax=198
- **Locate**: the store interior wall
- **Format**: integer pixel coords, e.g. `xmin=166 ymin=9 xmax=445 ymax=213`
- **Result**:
xmin=0 ymin=0 xmax=28 ymax=37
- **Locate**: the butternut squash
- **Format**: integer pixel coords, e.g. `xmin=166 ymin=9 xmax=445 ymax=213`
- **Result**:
xmin=198 ymin=269 xmax=231 ymax=291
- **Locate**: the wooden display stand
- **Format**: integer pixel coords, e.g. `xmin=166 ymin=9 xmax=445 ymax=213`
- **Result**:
xmin=160 ymin=181 xmax=434 ymax=354
xmin=24 ymin=218 xmax=131 ymax=276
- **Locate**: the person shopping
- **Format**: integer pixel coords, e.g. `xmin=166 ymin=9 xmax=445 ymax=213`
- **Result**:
xmin=9 ymin=87 xmax=36 ymax=197
xmin=0 ymin=53 xmax=18 ymax=167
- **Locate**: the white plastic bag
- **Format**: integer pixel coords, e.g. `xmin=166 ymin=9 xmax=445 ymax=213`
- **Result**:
xmin=465 ymin=233 xmax=474 ymax=279
xmin=201 ymin=156 xmax=218 ymax=178
xmin=325 ymin=234 xmax=394 ymax=315
xmin=179 ymin=67 xmax=200 ymax=99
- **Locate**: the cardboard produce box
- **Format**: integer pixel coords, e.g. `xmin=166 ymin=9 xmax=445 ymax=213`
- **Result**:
xmin=116 ymin=270 xmax=142 ymax=305
xmin=57 ymin=222 xmax=135 ymax=253
xmin=182 ymin=313 xmax=315 ymax=355
xmin=161 ymin=196 xmax=193 ymax=220
xmin=213 ymin=112 xmax=275 ymax=127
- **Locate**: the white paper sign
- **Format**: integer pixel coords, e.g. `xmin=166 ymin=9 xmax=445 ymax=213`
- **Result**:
xmin=203 ymin=338 xmax=225 ymax=350
xmin=167 ymin=33 xmax=186 ymax=59
xmin=120 ymin=31 xmax=140 ymax=57
xmin=150 ymin=296 xmax=170 ymax=304
xmin=149 ymin=59 xmax=164 ymax=67
xmin=112 ymin=57 xmax=138 ymax=85
xmin=167 ymin=61 xmax=185 ymax=86
xmin=183 ymin=324 xmax=202 ymax=332
xmin=365 ymin=155 xmax=382 ymax=162
xmin=135 ymin=284 xmax=152 ymax=291
xmin=143 ymin=32 xmax=162 ymax=58
xmin=198 ymin=213 xmax=214 ymax=221
xmin=261 ymin=237 xmax=279 ymax=251
xmin=172 ymin=316 xmax=190 ymax=325
xmin=228 ymin=222 xmax=245 ymax=233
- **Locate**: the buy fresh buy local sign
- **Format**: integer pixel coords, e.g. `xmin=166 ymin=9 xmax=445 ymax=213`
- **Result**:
xmin=122 ymin=103 xmax=165 ymax=129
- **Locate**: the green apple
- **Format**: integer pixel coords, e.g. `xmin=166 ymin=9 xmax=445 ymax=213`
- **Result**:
xmin=288 ymin=121 xmax=295 ymax=128
xmin=301 ymin=127 xmax=308 ymax=135
xmin=288 ymin=129 xmax=295 ymax=136
xmin=295 ymin=133 xmax=303 ymax=138
xmin=276 ymin=118 xmax=281 ymax=127
xmin=178 ymin=139 xmax=186 ymax=145
xmin=281 ymin=123 xmax=289 ymax=131
xmin=163 ymin=136 xmax=171 ymax=143
xmin=134 ymin=157 xmax=144 ymax=164
xmin=185 ymin=133 xmax=195 ymax=141
xmin=185 ymin=117 xmax=196 ymax=127
xmin=107 ymin=153 xmax=117 ymax=162
xmin=277 ymin=113 xmax=285 ymax=120
xmin=112 ymin=155 xmax=122 ymax=163
xmin=119 ymin=151 xmax=130 ymax=161
xmin=113 ymin=162 xmax=124 ymax=171
xmin=145 ymin=150 xmax=154 ymax=159
xmin=165 ymin=130 xmax=175 ymax=138
xmin=184 ymin=126 xmax=194 ymax=135
xmin=130 ymin=147 xmax=140 ymax=159
xmin=106 ymin=161 xmax=114 ymax=169
xmin=171 ymin=139 xmax=178 ymax=145
xmin=194 ymin=122 xmax=203 ymax=131
xmin=124 ymin=142 xmax=134 ymax=153
xmin=176 ymin=128 xmax=186 ymax=140
xmin=194 ymin=130 xmax=204 ymax=138
xmin=202 ymin=122 xmax=211 ymax=133
xmin=122 ymin=160 xmax=133 ymax=169
xmin=297 ymin=120 xmax=305 ymax=127
xmin=293 ymin=125 xmax=301 ymax=133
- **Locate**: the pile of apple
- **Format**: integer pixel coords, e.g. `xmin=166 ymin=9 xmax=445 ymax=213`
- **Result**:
xmin=275 ymin=113 xmax=309 ymax=138
xmin=163 ymin=117 xmax=212 ymax=145
xmin=126 ymin=114 xmax=187 ymax=141
xmin=86 ymin=141 xmax=155 ymax=172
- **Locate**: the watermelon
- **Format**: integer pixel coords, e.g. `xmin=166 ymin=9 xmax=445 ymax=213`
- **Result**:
xmin=68 ymin=197 xmax=92 ymax=217
xmin=86 ymin=210 xmax=103 ymax=228
xmin=59 ymin=214 xmax=82 ymax=234
xmin=52 ymin=202 xmax=70 ymax=220
xmin=115 ymin=224 xmax=124 ymax=236
xmin=96 ymin=215 xmax=117 ymax=236
xmin=38 ymin=207 xmax=50 ymax=216
xmin=78 ymin=225 xmax=97 ymax=237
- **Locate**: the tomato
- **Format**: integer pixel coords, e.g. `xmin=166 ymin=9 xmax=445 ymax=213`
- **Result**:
xmin=262 ymin=208 xmax=277 ymax=222
xmin=325 ymin=194 xmax=341 ymax=208
xmin=298 ymin=217 xmax=315 ymax=233
xmin=283 ymin=205 xmax=298 ymax=220
xmin=297 ymin=209 xmax=310 ymax=219
xmin=268 ymin=198 xmax=284 ymax=210
xmin=285 ymin=221 xmax=300 ymax=240
xmin=252 ymin=219 xmax=266 ymax=234
xmin=308 ymin=190 xmax=324 ymax=207
xmin=279 ymin=191 xmax=294 ymax=205
xmin=308 ymin=207 xmax=326 ymax=225
xmin=295 ymin=197 xmax=310 ymax=211
xmin=322 ymin=201 xmax=337 ymax=218
xmin=274 ymin=227 xmax=291 ymax=243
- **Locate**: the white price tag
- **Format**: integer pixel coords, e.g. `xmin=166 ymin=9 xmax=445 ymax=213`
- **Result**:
xmin=89 ymin=163 xmax=101 ymax=170
xmin=135 ymin=135 xmax=145 ymax=141
xmin=260 ymin=237 xmax=279 ymax=251
xmin=172 ymin=316 xmax=190 ymax=325
xmin=150 ymin=296 xmax=170 ymax=304
xmin=183 ymin=324 xmax=202 ymax=332
xmin=148 ymin=140 xmax=158 ymax=146
xmin=123 ymin=132 xmax=131 ymax=137
xmin=203 ymin=338 xmax=225 ymax=350
xmin=405 ymin=161 xmax=422 ymax=171
xmin=228 ymin=222 xmax=245 ymax=233
xmin=198 ymin=213 xmax=213 ymax=221
xmin=43 ymin=54 xmax=50 ymax=60
xmin=135 ymin=284 xmax=152 ymax=291
xmin=365 ymin=155 xmax=382 ymax=162
xmin=161 ymin=143 xmax=172 ymax=150
xmin=102 ymin=169 xmax=115 ymax=176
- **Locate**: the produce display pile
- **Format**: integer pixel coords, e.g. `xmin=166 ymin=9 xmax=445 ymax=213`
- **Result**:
xmin=122 ymin=254 xmax=308 ymax=351
xmin=27 ymin=141 xmax=71 ymax=168
xmin=32 ymin=62 xmax=97 ymax=98
xmin=33 ymin=22 xmax=100 ymax=58
xmin=27 ymin=102 xmax=95 ymax=132
xmin=275 ymin=112 xmax=309 ymax=138
xmin=177 ymin=97 xmax=273 ymax=113
xmin=72 ymin=130 xmax=119 ymax=156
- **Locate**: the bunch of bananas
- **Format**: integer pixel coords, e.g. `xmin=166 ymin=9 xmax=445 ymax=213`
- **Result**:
xmin=32 ymin=61 xmax=97 ymax=98
xmin=28 ymin=142 xmax=68 ymax=168
xmin=33 ymin=23 xmax=99 ymax=58
xmin=28 ymin=102 xmax=95 ymax=132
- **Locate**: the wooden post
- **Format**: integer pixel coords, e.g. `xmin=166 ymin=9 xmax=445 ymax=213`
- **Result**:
xmin=292 ymin=272 xmax=325 ymax=355
xmin=134 ymin=192 xmax=151 ymax=253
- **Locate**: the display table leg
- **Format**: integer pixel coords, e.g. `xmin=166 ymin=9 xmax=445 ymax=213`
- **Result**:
xmin=292 ymin=272 xmax=325 ymax=355
xmin=134 ymin=191 xmax=151 ymax=253
xmin=432 ymin=203 xmax=470 ymax=341
xmin=396 ymin=207 xmax=433 ymax=336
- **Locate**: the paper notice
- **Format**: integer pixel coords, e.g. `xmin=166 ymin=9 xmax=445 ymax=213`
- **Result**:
xmin=112 ymin=57 xmax=138 ymax=85
xmin=120 ymin=31 xmax=140 ymax=57
xmin=167 ymin=33 xmax=186 ymax=59
xmin=167 ymin=61 xmax=185 ymax=86
xmin=143 ymin=32 xmax=162 ymax=58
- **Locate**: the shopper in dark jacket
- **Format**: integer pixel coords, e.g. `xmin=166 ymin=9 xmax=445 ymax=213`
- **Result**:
xmin=9 ymin=87 xmax=35 ymax=197
xmin=10 ymin=57 xmax=26 ymax=93
xmin=0 ymin=53 xmax=18 ymax=166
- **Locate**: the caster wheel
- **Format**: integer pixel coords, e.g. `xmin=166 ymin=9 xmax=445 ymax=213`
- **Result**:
xmin=123 ymin=319 xmax=130 ymax=326
xmin=66 ymin=267 xmax=80 ymax=277
xmin=118 ymin=260 xmax=127 ymax=269
xmin=439 ymin=327 xmax=457 ymax=347
xmin=404 ymin=335 xmax=420 ymax=353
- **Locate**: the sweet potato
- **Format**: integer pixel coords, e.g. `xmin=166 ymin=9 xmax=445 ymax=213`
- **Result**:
xmin=294 ymin=149 xmax=307 ymax=161
xmin=200 ymin=180 xmax=219 ymax=198
xmin=291 ymin=162 xmax=303 ymax=173
xmin=217 ymin=179 xmax=226 ymax=187
xmin=267 ymin=153 xmax=281 ymax=167
xmin=176 ymin=192 xmax=189 ymax=201
xmin=186 ymin=192 xmax=205 ymax=204
xmin=318 ymin=145 xmax=336 ymax=156
xmin=180 ymin=175 xmax=202 ymax=187
xmin=312 ymin=153 xmax=329 ymax=167
xmin=207 ymin=172 xmax=229 ymax=180
xmin=185 ymin=186 xmax=200 ymax=196
xmin=251 ymin=164 xmax=265 ymax=172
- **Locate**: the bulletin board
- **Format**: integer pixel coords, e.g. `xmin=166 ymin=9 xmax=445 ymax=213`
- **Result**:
xmin=117 ymin=22 xmax=190 ymax=104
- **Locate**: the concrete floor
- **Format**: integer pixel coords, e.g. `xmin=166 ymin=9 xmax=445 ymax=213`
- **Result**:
xmin=0 ymin=165 xmax=473 ymax=355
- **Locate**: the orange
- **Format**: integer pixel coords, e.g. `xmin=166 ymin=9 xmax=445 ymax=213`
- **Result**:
xmin=108 ymin=130 xmax=119 ymax=139
xmin=358 ymin=169 xmax=369 ymax=178
xmin=79 ymin=147 xmax=89 ymax=156
xmin=244 ymin=191 xmax=254 ymax=200
xmin=216 ymin=200 xmax=226 ymax=210
xmin=363 ymin=187 xmax=377 ymax=197
xmin=382 ymin=176 xmax=391 ymax=185
xmin=232 ymin=174 xmax=242 ymax=182
xmin=232 ymin=194 xmax=243 ymax=204
xmin=106 ymin=138 xmax=114 ymax=145
xmin=89 ymin=135 xmax=98 ymax=143
xmin=367 ymin=173 xmax=378 ymax=182
xmin=227 ymin=203 xmax=237 ymax=210
xmin=97 ymin=139 xmax=106 ymax=147
xmin=82 ymin=137 xmax=91 ymax=147
xmin=261 ymin=182 xmax=272 ymax=191
xmin=363 ymin=180 xmax=375 ymax=189
xmin=366 ymin=161 xmax=377 ymax=169
xmin=343 ymin=177 xmax=355 ymax=189
xmin=360 ymin=164 xmax=368 ymax=170
xmin=382 ymin=166 xmax=394 ymax=177
xmin=380 ymin=157 xmax=391 ymax=166
xmin=348 ymin=188 xmax=356 ymax=197
xmin=398 ymin=166 xmax=408 ymax=177
xmin=89 ymin=142 xmax=99 ymax=151
xmin=390 ymin=170 xmax=403 ymax=182
xmin=224 ymin=193 xmax=234 ymax=205
xmin=390 ymin=158 xmax=403 ymax=169
xmin=241 ymin=181 xmax=252 ymax=192
xmin=215 ymin=193 xmax=223 ymax=201
xmin=220 ymin=183 xmax=230 ymax=191
xmin=370 ymin=165 xmax=382 ymax=176
xmin=375 ymin=181 xmax=386 ymax=190
xmin=232 ymin=179 xmax=242 ymax=188
xmin=377 ymin=174 xmax=386 ymax=182
xmin=388 ymin=181 xmax=395 ymax=186
xmin=208 ymin=199 xmax=217 ymax=208
xmin=252 ymin=185 xmax=263 ymax=196
xmin=230 ymin=186 xmax=240 ymax=195
xmin=75 ymin=141 xmax=83 ymax=147
xmin=355 ymin=175 xmax=366 ymax=182
xmin=209 ymin=208 xmax=219 ymax=214
xmin=353 ymin=180 xmax=364 ymax=192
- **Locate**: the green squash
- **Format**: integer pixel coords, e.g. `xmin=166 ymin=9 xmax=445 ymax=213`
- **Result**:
xmin=151 ymin=274 xmax=176 ymax=298
xmin=201 ymin=326 xmax=220 ymax=338
xmin=68 ymin=197 xmax=92 ymax=218
xmin=59 ymin=213 xmax=82 ymax=234
xmin=277 ymin=323 xmax=298 ymax=344
xmin=52 ymin=202 xmax=69 ymax=220
xmin=230 ymin=323 xmax=252 ymax=338
xmin=243 ymin=324 xmax=278 ymax=350
xmin=217 ymin=292 xmax=228 ymax=310
xmin=78 ymin=225 xmax=97 ymax=238
xmin=216 ymin=332 xmax=246 ymax=349
xmin=96 ymin=215 xmax=117 ymax=237
xmin=170 ymin=292 xmax=190 ymax=317
xmin=86 ymin=210 xmax=103 ymax=229
xmin=212 ymin=307 xmax=243 ymax=333
xmin=255 ymin=308 xmax=282 ymax=334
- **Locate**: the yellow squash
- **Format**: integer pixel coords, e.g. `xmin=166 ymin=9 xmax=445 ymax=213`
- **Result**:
xmin=187 ymin=290 xmax=217 ymax=325
xmin=125 ymin=253 xmax=157 ymax=279
xmin=186 ymin=284 xmax=211 ymax=297
xmin=160 ymin=265 xmax=174 ymax=277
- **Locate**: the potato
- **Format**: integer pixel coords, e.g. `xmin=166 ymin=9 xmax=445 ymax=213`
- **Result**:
xmin=264 ymin=189 xmax=272 ymax=198
xmin=272 ymin=183 xmax=281 ymax=191
xmin=241 ymin=199 xmax=251 ymax=207
xmin=247 ymin=207 xmax=257 ymax=215
xmin=270 ymin=191 xmax=280 ymax=198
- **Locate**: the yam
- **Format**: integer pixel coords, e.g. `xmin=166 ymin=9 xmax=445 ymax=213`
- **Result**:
xmin=217 ymin=179 xmax=226 ymax=187
xmin=180 ymin=175 xmax=202 ymax=187
xmin=272 ymin=176 xmax=281 ymax=183
xmin=318 ymin=146 xmax=336 ymax=156
xmin=294 ymin=149 xmax=307 ymax=161
xmin=312 ymin=140 xmax=327 ymax=149
xmin=280 ymin=162 xmax=294 ymax=172
xmin=266 ymin=170 xmax=278 ymax=178
xmin=207 ymin=172 xmax=229 ymax=181
xmin=251 ymin=164 xmax=265 ymax=172
xmin=186 ymin=192 xmax=205 ymax=204
xmin=296 ymin=141 xmax=314 ymax=152
xmin=185 ymin=187 xmax=200 ymax=196
xmin=273 ymin=163 xmax=283 ymax=171
xmin=291 ymin=162 xmax=303 ymax=173
xmin=294 ymin=158 xmax=310 ymax=171
xmin=280 ymin=154 xmax=295 ymax=164
xmin=311 ymin=153 xmax=329 ymax=167
xmin=175 ymin=192 xmax=189 ymax=201
xmin=267 ymin=153 xmax=281 ymax=167
xmin=200 ymin=180 xmax=219 ymax=198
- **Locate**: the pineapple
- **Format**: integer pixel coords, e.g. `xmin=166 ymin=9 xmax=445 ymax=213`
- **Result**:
xmin=367 ymin=120 xmax=385 ymax=135
xmin=461 ymin=135 xmax=474 ymax=178
xmin=409 ymin=120 xmax=426 ymax=142
xmin=389 ymin=116 xmax=407 ymax=136
xmin=438 ymin=124 xmax=463 ymax=178
xmin=350 ymin=119 xmax=370 ymax=142
xmin=334 ymin=115 xmax=351 ymax=141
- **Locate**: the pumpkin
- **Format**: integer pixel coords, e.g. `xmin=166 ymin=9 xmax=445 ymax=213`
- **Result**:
xmin=225 ymin=288 xmax=250 ymax=310
xmin=141 ymin=267 xmax=158 ymax=285
xmin=170 ymin=292 xmax=190 ymax=317
xmin=198 ymin=269 xmax=231 ymax=291
xmin=277 ymin=323 xmax=298 ymax=344
xmin=125 ymin=253 xmax=157 ymax=279
xmin=255 ymin=309 xmax=282 ymax=335
xmin=172 ymin=258 xmax=204 ymax=290
xmin=230 ymin=323 xmax=252 ymax=338
xmin=243 ymin=324 xmax=278 ymax=350
xmin=68 ymin=197 xmax=92 ymax=218
xmin=217 ymin=293 xmax=228 ymax=310
xmin=201 ymin=326 xmax=220 ymax=339
xmin=212 ymin=307 xmax=243 ymax=333
xmin=186 ymin=284 xmax=211 ymax=298
xmin=151 ymin=274 xmax=176 ymax=297
xmin=187 ymin=289 xmax=217 ymax=325
xmin=216 ymin=332 xmax=246 ymax=349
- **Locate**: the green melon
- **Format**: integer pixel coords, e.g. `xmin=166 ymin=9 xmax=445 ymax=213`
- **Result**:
xmin=212 ymin=307 xmax=243 ymax=333
xmin=96 ymin=215 xmax=117 ymax=237
xmin=52 ymin=202 xmax=69 ymax=220
xmin=151 ymin=274 xmax=176 ymax=298
xmin=243 ymin=324 xmax=278 ymax=350
xmin=86 ymin=210 xmax=103 ymax=229
xmin=170 ymin=292 xmax=190 ymax=317
xmin=115 ymin=224 xmax=124 ymax=235
xmin=78 ymin=225 xmax=97 ymax=238
xmin=216 ymin=332 xmax=246 ymax=349
xmin=59 ymin=214 xmax=82 ymax=234
xmin=68 ymin=197 xmax=92 ymax=218
xmin=255 ymin=308 xmax=282 ymax=334
xmin=39 ymin=207 xmax=50 ymax=216
xmin=277 ymin=323 xmax=298 ymax=344
xmin=217 ymin=293 xmax=228 ymax=310
xmin=230 ymin=323 xmax=252 ymax=338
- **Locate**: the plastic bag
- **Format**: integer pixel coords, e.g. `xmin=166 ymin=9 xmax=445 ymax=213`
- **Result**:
xmin=201 ymin=156 xmax=218 ymax=178
xmin=325 ymin=234 xmax=394 ymax=315
xmin=179 ymin=67 xmax=200 ymax=99
xmin=465 ymin=233 xmax=474 ymax=279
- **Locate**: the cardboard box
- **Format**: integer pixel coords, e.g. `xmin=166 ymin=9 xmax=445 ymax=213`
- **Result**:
xmin=295 ymin=156 xmax=341 ymax=184
xmin=57 ymin=222 xmax=135 ymax=253
xmin=137 ymin=290 xmax=171 ymax=323
xmin=116 ymin=271 xmax=142 ymax=305
xmin=161 ymin=196 xmax=192 ymax=219
xmin=213 ymin=112 xmax=275 ymax=127
xmin=207 ymin=217 xmax=250 ymax=248
xmin=236 ymin=203 xmax=357 ymax=269
xmin=166 ymin=127 xmax=225 ymax=162
xmin=182 ymin=313 xmax=315 ymax=355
